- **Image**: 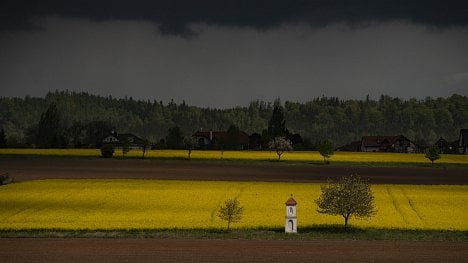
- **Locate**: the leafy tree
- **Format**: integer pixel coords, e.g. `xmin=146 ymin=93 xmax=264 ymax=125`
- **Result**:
xmin=85 ymin=121 xmax=114 ymax=148
xmin=268 ymin=99 xmax=288 ymax=139
xmin=318 ymin=140 xmax=334 ymax=164
xmin=217 ymin=197 xmax=244 ymax=231
xmin=425 ymin=145 xmax=441 ymax=166
xmin=315 ymin=175 xmax=376 ymax=230
xmin=0 ymin=127 xmax=6 ymax=148
xmin=166 ymin=126 xmax=184 ymax=149
xmin=68 ymin=121 xmax=86 ymax=148
xmin=268 ymin=136 xmax=293 ymax=161
xmin=249 ymin=133 xmax=263 ymax=150
xmin=121 ymin=137 xmax=130 ymax=159
xmin=183 ymin=136 xmax=197 ymax=160
xmin=36 ymin=103 xmax=66 ymax=148
xmin=100 ymin=144 xmax=114 ymax=158
xmin=288 ymin=133 xmax=303 ymax=148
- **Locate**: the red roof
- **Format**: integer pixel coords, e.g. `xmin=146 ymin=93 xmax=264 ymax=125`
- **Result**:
xmin=361 ymin=135 xmax=404 ymax=147
xmin=285 ymin=197 xmax=297 ymax=206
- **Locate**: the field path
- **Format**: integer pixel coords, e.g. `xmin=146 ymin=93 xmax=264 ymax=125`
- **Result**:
xmin=1 ymin=238 xmax=467 ymax=263
xmin=0 ymin=157 xmax=467 ymax=184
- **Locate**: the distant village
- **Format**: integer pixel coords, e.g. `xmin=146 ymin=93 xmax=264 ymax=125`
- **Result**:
xmin=102 ymin=128 xmax=468 ymax=155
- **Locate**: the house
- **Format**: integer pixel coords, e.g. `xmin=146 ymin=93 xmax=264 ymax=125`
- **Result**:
xmin=459 ymin=129 xmax=468 ymax=154
xmin=102 ymin=131 xmax=145 ymax=149
xmin=360 ymin=135 xmax=415 ymax=153
xmin=434 ymin=137 xmax=458 ymax=154
xmin=193 ymin=130 xmax=250 ymax=149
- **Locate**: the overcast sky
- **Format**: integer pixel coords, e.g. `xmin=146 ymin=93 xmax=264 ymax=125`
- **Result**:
xmin=1 ymin=1 xmax=467 ymax=108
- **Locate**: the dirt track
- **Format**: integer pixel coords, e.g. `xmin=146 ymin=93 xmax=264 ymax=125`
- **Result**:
xmin=1 ymin=238 xmax=467 ymax=263
xmin=0 ymin=157 xmax=467 ymax=184
xmin=1 ymin=157 xmax=467 ymax=262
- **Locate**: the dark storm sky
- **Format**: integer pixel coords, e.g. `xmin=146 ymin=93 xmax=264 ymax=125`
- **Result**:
xmin=1 ymin=0 xmax=468 ymax=107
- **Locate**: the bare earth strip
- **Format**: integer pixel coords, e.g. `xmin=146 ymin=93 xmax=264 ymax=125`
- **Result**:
xmin=0 ymin=157 xmax=467 ymax=184
xmin=0 ymin=238 xmax=467 ymax=263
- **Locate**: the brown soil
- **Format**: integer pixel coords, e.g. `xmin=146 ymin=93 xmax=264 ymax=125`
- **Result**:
xmin=0 ymin=238 xmax=466 ymax=263
xmin=0 ymin=157 xmax=466 ymax=184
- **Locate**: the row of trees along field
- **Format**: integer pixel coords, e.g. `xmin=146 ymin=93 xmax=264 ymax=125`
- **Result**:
xmin=0 ymin=91 xmax=467 ymax=149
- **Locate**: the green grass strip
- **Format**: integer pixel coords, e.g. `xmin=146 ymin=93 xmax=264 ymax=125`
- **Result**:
xmin=0 ymin=227 xmax=466 ymax=241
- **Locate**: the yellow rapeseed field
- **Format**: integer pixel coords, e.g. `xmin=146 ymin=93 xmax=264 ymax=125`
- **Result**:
xmin=0 ymin=179 xmax=466 ymax=231
xmin=1 ymin=148 xmax=468 ymax=164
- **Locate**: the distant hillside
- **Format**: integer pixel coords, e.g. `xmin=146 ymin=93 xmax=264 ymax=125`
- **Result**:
xmin=1 ymin=91 xmax=467 ymax=148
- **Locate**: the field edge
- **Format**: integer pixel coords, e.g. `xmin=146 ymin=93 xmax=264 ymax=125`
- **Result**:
xmin=2 ymin=153 xmax=468 ymax=169
xmin=1 ymin=227 xmax=467 ymax=241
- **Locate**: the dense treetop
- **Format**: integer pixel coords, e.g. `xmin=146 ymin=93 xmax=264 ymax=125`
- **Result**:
xmin=0 ymin=91 xmax=467 ymax=148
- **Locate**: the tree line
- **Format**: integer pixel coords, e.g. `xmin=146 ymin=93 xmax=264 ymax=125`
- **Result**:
xmin=0 ymin=91 xmax=467 ymax=149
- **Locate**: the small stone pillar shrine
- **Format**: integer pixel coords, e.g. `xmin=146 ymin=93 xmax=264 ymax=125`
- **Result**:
xmin=285 ymin=195 xmax=297 ymax=233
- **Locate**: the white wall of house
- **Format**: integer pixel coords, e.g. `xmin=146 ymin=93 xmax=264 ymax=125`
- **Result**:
xmin=103 ymin=136 xmax=119 ymax=143
xmin=194 ymin=136 xmax=211 ymax=145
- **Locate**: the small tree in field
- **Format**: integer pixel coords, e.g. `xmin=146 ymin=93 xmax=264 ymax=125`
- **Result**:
xmin=141 ymin=139 xmax=150 ymax=159
xmin=318 ymin=140 xmax=334 ymax=164
xmin=217 ymin=197 xmax=244 ymax=231
xmin=183 ymin=136 xmax=197 ymax=160
xmin=121 ymin=137 xmax=130 ymax=159
xmin=268 ymin=136 xmax=293 ymax=161
xmin=315 ymin=175 xmax=376 ymax=230
xmin=425 ymin=145 xmax=440 ymax=166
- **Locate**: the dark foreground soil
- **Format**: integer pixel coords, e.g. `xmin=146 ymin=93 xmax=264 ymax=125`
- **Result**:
xmin=0 ymin=238 xmax=467 ymax=263
xmin=0 ymin=157 xmax=466 ymax=184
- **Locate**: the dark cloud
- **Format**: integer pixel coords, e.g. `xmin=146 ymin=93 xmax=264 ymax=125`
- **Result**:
xmin=1 ymin=0 xmax=468 ymax=35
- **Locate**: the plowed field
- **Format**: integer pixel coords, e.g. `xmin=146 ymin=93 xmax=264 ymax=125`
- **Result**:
xmin=1 ymin=157 xmax=467 ymax=184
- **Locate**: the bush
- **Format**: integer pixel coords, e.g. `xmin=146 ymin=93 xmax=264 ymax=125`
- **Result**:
xmin=0 ymin=173 xmax=12 ymax=185
xmin=318 ymin=140 xmax=334 ymax=164
xmin=101 ymin=144 xmax=114 ymax=158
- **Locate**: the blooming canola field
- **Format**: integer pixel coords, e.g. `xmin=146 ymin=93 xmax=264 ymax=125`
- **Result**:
xmin=2 ymin=148 xmax=468 ymax=164
xmin=0 ymin=179 xmax=466 ymax=231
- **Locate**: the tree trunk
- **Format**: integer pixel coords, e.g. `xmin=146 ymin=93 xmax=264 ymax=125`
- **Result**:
xmin=188 ymin=149 xmax=192 ymax=160
xmin=227 ymin=221 xmax=231 ymax=231
xmin=344 ymin=216 xmax=349 ymax=231
xmin=142 ymin=148 xmax=146 ymax=159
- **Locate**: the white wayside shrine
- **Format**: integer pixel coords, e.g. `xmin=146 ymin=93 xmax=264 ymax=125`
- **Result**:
xmin=285 ymin=195 xmax=297 ymax=233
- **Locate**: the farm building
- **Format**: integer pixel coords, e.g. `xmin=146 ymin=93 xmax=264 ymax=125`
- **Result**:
xmin=336 ymin=140 xmax=362 ymax=152
xmin=434 ymin=137 xmax=458 ymax=154
xmin=102 ymin=131 xmax=145 ymax=149
xmin=360 ymin=135 xmax=415 ymax=153
xmin=193 ymin=130 xmax=250 ymax=149
xmin=459 ymin=129 xmax=468 ymax=154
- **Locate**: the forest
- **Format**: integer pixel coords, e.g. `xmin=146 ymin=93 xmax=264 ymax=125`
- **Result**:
xmin=0 ymin=91 xmax=467 ymax=149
